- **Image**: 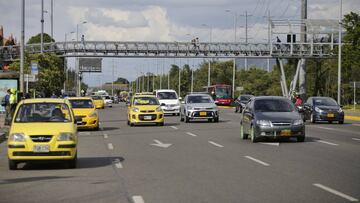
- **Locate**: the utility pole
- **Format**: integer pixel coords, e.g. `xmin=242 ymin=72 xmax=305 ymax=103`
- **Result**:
xmin=299 ymin=0 xmax=307 ymax=99
xmin=267 ymin=10 xmax=271 ymax=72
xmin=178 ymin=66 xmax=181 ymax=97
xmin=208 ymin=60 xmax=211 ymax=90
xmin=20 ymin=0 xmax=25 ymax=93
xmin=191 ymin=69 xmax=194 ymax=93
xmin=240 ymin=11 xmax=252 ymax=70
xmin=232 ymin=59 xmax=236 ymax=99
xmin=112 ymin=59 xmax=114 ymax=96
xmin=40 ymin=0 xmax=44 ymax=53
xmin=338 ymin=0 xmax=342 ymax=104
xmin=51 ymin=0 xmax=53 ymax=39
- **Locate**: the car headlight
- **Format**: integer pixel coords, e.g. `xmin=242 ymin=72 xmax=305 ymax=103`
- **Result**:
xmin=256 ymin=120 xmax=273 ymax=127
xmin=9 ymin=133 xmax=26 ymax=142
xmin=315 ymin=107 xmax=322 ymax=112
xmin=57 ymin=133 xmax=74 ymax=141
xmin=131 ymin=107 xmax=139 ymax=112
xmin=187 ymin=106 xmax=194 ymax=110
xmin=89 ymin=112 xmax=97 ymax=117
xmin=156 ymin=106 xmax=163 ymax=112
xmin=338 ymin=108 xmax=343 ymax=113
xmin=293 ymin=119 xmax=304 ymax=126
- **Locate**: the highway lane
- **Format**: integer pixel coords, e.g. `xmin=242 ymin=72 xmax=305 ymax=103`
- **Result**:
xmin=0 ymin=103 xmax=359 ymax=203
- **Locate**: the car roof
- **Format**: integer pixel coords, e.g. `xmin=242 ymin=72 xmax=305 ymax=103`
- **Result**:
xmin=133 ymin=95 xmax=157 ymax=98
xmin=67 ymin=97 xmax=92 ymax=100
xmin=186 ymin=93 xmax=211 ymax=97
xmin=253 ymin=96 xmax=288 ymax=100
xmin=156 ymin=89 xmax=176 ymax=93
xmin=21 ymin=98 xmax=67 ymax=104
xmin=310 ymin=96 xmax=334 ymax=100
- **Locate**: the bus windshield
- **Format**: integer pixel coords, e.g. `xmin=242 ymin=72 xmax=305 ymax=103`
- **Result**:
xmin=215 ymin=87 xmax=231 ymax=99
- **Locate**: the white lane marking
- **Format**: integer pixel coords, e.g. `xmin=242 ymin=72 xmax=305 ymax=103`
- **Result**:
xmin=103 ymin=134 xmax=108 ymax=139
xmin=113 ymin=159 xmax=123 ymax=169
xmin=313 ymin=183 xmax=359 ymax=202
xmin=244 ymin=156 xmax=270 ymax=166
xmin=208 ymin=141 xmax=224 ymax=148
xmin=260 ymin=142 xmax=280 ymax=146
xmin=170 ymin=126 xmax=178 ymax=130
xmin=352 ymin=138 xmax=360 ymax=141
xmin=316 ymin=126 xmax=335 ymax=131
xmin=79 ymin=132 xmax=91 ymax=135
xmin=316 ymin=140 xmax=339 ymax=146
xmin=108 ymin=143 xmax=114 ymax=150
xmin=186 ymin=132 xmax=198 ymax=137
xmin=132 ymin=196 xmax=145 ymax=203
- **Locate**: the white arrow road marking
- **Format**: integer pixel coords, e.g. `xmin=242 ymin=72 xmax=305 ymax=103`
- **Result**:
xmin=150 ymin=139 xmax=172 ymax=148
xmin=113 ymin=159 xmax=123 ymax=169
xmin=170 ymin=126 xmax=178 ymax=130
xmin=352 ymin=138 xmax=360 ymax=141
xmin=186 ymin=132 xmax=198 ymax=137
xmin=244 ymin=156 xmax=270 ymax=166
xmin=316 ymin=140 xmax=338 ymax=146
xmin=132 ymin=196 xmax=145 ymax=203
xmin=313 ymin=183 xmax=359 ymax=202
xmin=103 ymin=134 xmax=108 ymax=139
xmin=208 ymin=141 xmax=224 ymax=148
xmin=260 ymin=142 xmax=280 ymax=146
xmin=108 ymin=143 xmax=114 ymax=150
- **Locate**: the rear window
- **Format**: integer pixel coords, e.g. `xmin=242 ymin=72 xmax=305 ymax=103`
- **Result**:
xmin=254 ymin=99 xmax=295 ymax=112
xmin=157 ymin=92 xmax=178 ymax=100
xmin=70 ymin=100 xmax=94 ymax=109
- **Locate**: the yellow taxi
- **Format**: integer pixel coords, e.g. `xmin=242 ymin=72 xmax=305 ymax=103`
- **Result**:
xmin=7 ymin=98 xmax=79 ymax=170
xmin=68 ymin=97 xmax=99 ymax=131
xmin=91 ymin=95 xmax=105 ymax=109
xmin=127 ymin=95 xmax=164 ymax=126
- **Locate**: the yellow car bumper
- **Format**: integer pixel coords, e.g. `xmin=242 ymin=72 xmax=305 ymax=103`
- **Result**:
xmin=8 ymin=141 xmax=77 ymax=161
xmin=129 ymin=112 xmax=164 ymax=124
xmin=77 ymin=116 xmax=99 ymax=129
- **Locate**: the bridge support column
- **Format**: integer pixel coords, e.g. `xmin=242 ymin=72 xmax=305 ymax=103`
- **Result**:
xmin=277 ymin=59 xmax=288 ymax=97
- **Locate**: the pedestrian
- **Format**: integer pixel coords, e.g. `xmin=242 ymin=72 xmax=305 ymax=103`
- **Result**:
xmin=2 ymin=89 xmax=11 ymax=125
xmin=9 ymin=88 xmax=17 ymax=119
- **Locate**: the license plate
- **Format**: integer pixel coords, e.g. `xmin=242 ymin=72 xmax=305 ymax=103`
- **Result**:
xmin=33 ymin=145 xmax=49 ymax=153
xmin=144 ymin=116 xmax=152 ymax=120
xmin=280 ymin=130 xmax=291 ymax=136
xmin=327 ymin=113 xmax=334 ymax=118
xmin=199 ymin=112 xmax=207 ymax=116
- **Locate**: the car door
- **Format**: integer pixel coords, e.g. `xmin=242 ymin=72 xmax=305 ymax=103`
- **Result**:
xmin=242 ymin=100 xmax=253 ymax=133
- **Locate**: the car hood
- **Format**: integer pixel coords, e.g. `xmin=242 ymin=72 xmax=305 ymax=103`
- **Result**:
xmin=255 ymin=112 xmax=301 ymax=121
xmin=159 ymin=99 xmax=179 ymax=105
xmin=316 ymin=105 xmax=340 ymax=111
xmin=187 ymin=103 xmax=217 ymax=109
xmin=72 ymin=108 xmax=95 ymax=116
xmin=10 ymin=123 xmax=75 ymax=135
xmin=133 ymin=105 xmax=160 ymax=111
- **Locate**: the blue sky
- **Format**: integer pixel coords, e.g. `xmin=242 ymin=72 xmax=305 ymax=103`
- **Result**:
xmin=0 ymin=0 xmax=359 ymax=86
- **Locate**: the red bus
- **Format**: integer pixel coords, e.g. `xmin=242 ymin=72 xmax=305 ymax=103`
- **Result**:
xmin=204 ymin=84 xmax=233 ymax=106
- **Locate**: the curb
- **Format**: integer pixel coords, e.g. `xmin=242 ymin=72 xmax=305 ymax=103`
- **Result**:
xmin=345 ymin=115 xmax=360 ymax=121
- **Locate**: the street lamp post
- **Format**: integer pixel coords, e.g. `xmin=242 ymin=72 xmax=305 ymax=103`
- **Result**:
xmin=20 ymin=0 xmax=25 ymax=93
xmin=75 ymin=21 xmax=87 ymax=96
xmin=202 ymin=24 xmax=212 ymax=90
xmin=225 ymin=9 xmax=238 ymax=99
xmin=337 ymin=0 xmax=342 ymax=105
xmin=40 ymin=0 xmax=44 ymax=53
xmin=63 ymin=31 xmax=75 ymax=92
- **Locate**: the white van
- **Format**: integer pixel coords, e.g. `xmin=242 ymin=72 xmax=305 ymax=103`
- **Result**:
xmin=155 ymin=89 xmax=180 ymax=115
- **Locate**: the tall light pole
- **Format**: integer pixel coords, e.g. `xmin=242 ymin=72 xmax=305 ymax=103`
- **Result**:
xmin=51 ymin=0 xmax=53 ymax=39
xmin=20 ymin=0 xmax=25 ymax=93
xmin=64 ymin=31 xmax=74 ymax=92
xmin=337 ymin=0 xmax=342 ymax=104
xmin=202 ymin=24 xmax=212 ymax=90
xmin=75 ymin=21 xmax=87 ymax=96
xmin=40 ymin=0 xmax=44 ymax=53
xmin=225 ymin=9 xmax=238 ymax=99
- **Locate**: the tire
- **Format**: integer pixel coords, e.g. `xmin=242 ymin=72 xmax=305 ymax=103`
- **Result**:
xmin=240 ymin=124 xmax=248 ymax=140
xmin=297 ymin=136 xmax=305 ymax=142
xmin=8 ymin=159 xmax=17 ymax=170
xmin=67 ymin=153 xmax=77 ymax=169
xmin=214 ymin=117 xmax=219 ymax=123
xmin=158 ymin=122 xmax=164 ymax=126
xmin=180 ymin=114 xmax=184 ymax=122
xmin=127 ymin=120 xmax=130 ymax=125
xmin=208 ymin=118 xmax=213 ymax=122
xmin=339 ymin=120 xmax=344 ymax=124
xmin=250 ymin=126 xmax=258 ymax=143
xmin=328 ymin=121 xmax=333 ymax=124
xmin=185 ymin=116 xmax=190 ymax=123
xmin=310 ymin=113 xmax=316 ymax=124
xmin=94 ymin=125 xmax=99 ymax=131
xmin=130 ymin=122 xmax=134 ymax=127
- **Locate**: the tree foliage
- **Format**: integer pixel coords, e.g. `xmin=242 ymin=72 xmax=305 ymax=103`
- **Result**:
xmin=27 ymin=33 xmax=55 ymax=44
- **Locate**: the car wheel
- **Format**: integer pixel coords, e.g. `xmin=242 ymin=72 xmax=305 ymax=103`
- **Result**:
xmin=339 ymin=120 xmax=344 ymax=124
xmin=67 ymin=153 xmax=77 ymax=169
xmin=180 ymin=114 xmax=184 ymax=122
xmin=185 ymin=116 xmax=190 ymax=123
xmin=158 ymin=122 xmax=164 ymax=126
xmin=127 ymin=120 xmax=130 ymax=125
xmin=328 ymin=121 xmax=333 ymax=124
xmin=208 ymin=118 xmax=213 ymax=122
xmin=297 ymin=136 xmax=305 ymax=142
xmin=250 ymin=126 xmax=258 ymax=143
xmin=94 ymin=125 xmax=99 ymax=131
xmin=8 ymin=159 xmax=17 ymax=170
xmin=310 ymin=113 xmax=316 ymax=123
xmin=214 ymin=117 xmax=219 ymax=122
xmin=240 ymin=124 xmax=248 ymax=140
xmin=130 ymin=122 xmax=134 ymax=127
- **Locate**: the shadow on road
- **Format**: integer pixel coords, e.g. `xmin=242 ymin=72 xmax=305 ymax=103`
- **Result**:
xmin=101 ymin=127 xmax=120 ymax=131
xmin=0 ymin=176 xmax=73 ymax=185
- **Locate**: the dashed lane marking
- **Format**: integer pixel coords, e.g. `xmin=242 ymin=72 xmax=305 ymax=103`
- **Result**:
xmin=103 ymin=134 xmax=108 ymax=139
xmin=132 ymin=196 xmax=145 ymax=203
xmin=316 ymin=140 xmax=339 ymax=146
xmin=186 ymin=132 xmax=198 ymax=137
xmin=79 ymin=132 xmax=91 ymax=135
xmin=313 ymin=183 xmax=359 ymax=202
xmin=260 ymin=142 xmax=280 ymax=146
xmin=113 ymin=158 xmax=123 ymax=169
xmin=108 ymin=143 xmax=114 ymax=150
xmin=352 ymin=138 xmax=360 ymax=141
xmin=244 ymin=156 xmax=270 ymax=166
xmin=170 ymin=126 xmax=178 ymax=130
xmin=208 ymin=141 xmax=224 ymax=148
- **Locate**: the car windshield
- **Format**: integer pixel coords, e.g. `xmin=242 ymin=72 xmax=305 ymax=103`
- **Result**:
xmin=254 ymin=99 xmax=295 ymax=112
xmin=15 ymin=103 xmax=72 ymax=123
xmin=133 ymin=97 xmax=160 ymax=105
xmin=91 ymin=96 xmax=102 ymax=100
xmin=240 ymin=95 xmax=252 ymax=102
xmin=187 ymin=95 xmax=213 ymax=104
xmin=157 ymin=92 xmax=177 ymax=100
xmin=70 ymin=100 xmax=94 ymax=109
xmin=215 ymin=87 xmax=231 ymax=99
xmin=314 ymin=98 xmax=338 ymax=106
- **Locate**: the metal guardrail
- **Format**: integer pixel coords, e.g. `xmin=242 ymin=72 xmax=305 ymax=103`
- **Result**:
xmin=0 ymin=41 xmax=337 ymax=61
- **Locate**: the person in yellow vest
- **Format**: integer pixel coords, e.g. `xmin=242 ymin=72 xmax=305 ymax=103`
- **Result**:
xmin=9 ymin=88 xmax=17 ymax=118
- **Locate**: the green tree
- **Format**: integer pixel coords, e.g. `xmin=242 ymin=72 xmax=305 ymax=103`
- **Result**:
xmin=27 ymin=33 xmax=55 ymax=44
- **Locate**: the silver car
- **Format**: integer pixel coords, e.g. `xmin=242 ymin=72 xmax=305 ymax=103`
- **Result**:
xmin=180 ymin=93 xmax=219 ymax=123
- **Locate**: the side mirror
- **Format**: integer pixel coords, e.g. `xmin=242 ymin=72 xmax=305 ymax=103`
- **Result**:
xmin=74 ymin=116 xmax=82 ymax=125
xmin=178 ymin=97 xmax=182 ymax=100
xmin=161 ymin=103 xmax=166 ymax=106
xmin=181 ymin=101 xmax=185 ymax=104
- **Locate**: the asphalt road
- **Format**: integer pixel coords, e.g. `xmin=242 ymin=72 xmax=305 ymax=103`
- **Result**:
xmin=0 ymin=103 xmax=359 ymax=203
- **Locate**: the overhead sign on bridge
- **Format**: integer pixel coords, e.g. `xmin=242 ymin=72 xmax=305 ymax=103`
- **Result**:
xmin=79 ymin=58 xmax=102 ymax=72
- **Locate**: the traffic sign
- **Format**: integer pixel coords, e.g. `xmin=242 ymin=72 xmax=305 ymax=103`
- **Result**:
xmin=236 ymin=86 xmax=244 ymax=91
xmin=31 ymin=62 xmax=38 ymax=75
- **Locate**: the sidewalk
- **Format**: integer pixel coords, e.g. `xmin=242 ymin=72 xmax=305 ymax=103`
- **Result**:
xmin=0 ymin=114 xmax=8 ymax=143
xmin=344 ymin=110 xmax=360 ymax=121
